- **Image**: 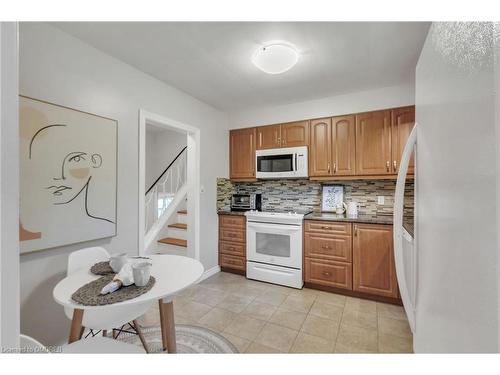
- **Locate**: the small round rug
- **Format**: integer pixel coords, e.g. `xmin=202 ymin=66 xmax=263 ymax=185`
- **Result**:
xmin=118 ymin=325 xmax=239 ymax=354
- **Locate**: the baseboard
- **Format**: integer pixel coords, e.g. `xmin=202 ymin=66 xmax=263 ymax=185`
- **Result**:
xmin=197 ymin=265 xmax=221 ymax=282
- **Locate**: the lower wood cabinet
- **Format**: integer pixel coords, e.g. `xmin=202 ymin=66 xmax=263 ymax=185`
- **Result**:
xmin=304 ymin=220 xmax=399 ymax=301
xmin=353 ymin=223 xmax=398 ymax=298
xmin=218 ymin=214 xmax=246 ymax=274
xmin=304 ymin=257 xmax=352 ymax=290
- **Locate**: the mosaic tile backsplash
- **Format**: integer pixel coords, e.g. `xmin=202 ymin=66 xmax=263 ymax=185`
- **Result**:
xmin=217 ymin=178 xmax=414 ymax=217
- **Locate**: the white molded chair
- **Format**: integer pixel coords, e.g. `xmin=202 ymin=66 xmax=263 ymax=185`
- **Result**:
xmin=65 ymin=247 xmax=152 ymax=351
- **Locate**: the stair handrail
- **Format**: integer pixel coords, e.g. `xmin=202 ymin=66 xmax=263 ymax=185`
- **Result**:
xmin=145 ymin=146 xmax=187 ymax=195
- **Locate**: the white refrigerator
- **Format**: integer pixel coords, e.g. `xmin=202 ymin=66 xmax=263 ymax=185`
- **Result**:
xmin=393 ymin=22 xmax=499 ymax=353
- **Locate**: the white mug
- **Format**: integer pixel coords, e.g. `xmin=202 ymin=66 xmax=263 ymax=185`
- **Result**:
xmin=109 ymin=253 xmax=128 ymax=273
xmin=133 ymin=262 xmax=152 ymax=287
xmin=346 ymin=202 xmax=359 ymax=217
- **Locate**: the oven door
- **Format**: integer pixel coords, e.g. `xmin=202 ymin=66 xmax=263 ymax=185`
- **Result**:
xmin=246 ymin=221 xmax=303 ymax=269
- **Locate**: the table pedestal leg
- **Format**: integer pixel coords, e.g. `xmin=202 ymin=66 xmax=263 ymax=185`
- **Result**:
xmin=68 ymin=308 xmax=84 ymax=344
xmin=158 ymin=299 xmax=176 ymax=353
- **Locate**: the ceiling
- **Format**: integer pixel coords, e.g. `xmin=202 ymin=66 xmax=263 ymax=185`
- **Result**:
xmin=52 ymin=22 xmax=430 ymax=112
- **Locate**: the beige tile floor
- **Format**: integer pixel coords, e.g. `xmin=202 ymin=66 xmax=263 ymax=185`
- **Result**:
xmin=138 ymin=271 xmax=413 ymax=353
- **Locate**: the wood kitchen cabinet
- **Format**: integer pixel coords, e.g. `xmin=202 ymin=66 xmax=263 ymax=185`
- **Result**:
xmin=353 ymin=223 xmax=398 ymax=298
xmin=218 ymin=214 xmax=246 ymax=274
xmin=391 ymin=106 xmax=415 ymax=175
xmin=332 ymin=115 xmax=356 ymax=176
xmin=309 ymin=116 xmax=356 ymax=177
xmin=257 ymin=124 xmax=280 ymax=149
xmin=309 ymin=118 xmax=332 ymax=176
xmin=281 ymin=120 xmax=309 ymax=148
xmin=355 ymin=110 xmax=392 ymax=175
xmin=304 ymin=220 xmax=353 ymax=290
xmin=257 ymin=121 xmax=309 ymax=149
xmin=229 ymin=128 xmax=256 ymax=180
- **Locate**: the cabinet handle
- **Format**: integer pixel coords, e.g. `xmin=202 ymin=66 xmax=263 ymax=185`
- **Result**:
xmin=322 ymin=271 xmax=331 ymax=277
xmin=321 ymin=245 xmax=331 ymax=249
xmin=393 ymin=160 xmax=397 ymax=172
xmin=354 ymin=225 xmax=358 ymax=236
xmin=333 ymin=162 xmax=337 ymax=173
xmin=321 ymin=226 xmax=331 ymax=230
xmin=277 ymin=137 xmax=281 ymax=146
xmin=327 ymin=162 xmax=331 ymax=174
xmin=386 ymin=161 xmax=390 ymax=172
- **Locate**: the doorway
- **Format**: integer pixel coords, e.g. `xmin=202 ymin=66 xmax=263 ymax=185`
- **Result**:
xmin=138 ymin=110 xmax=200 ymax=261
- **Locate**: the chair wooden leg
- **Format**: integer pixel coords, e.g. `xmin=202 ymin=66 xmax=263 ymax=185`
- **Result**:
xmin=68 ymin=309 xmax=84 ymax=344
xmin=79 ymin=326 xmax=85 ymax=340
xmin=132 ymin=320 xmax=150 ymax=353
xmin=102 ymin=330 xmax=107 ymax=337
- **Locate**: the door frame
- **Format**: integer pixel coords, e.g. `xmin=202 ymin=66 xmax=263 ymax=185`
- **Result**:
xmin=138 ymin=109 xmax=200 ymax=261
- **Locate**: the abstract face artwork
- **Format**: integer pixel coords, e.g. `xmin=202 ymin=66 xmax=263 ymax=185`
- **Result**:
xmin=19 ymin=96 xmax=117 ymax=253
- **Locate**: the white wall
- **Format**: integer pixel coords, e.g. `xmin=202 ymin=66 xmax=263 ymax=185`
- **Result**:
xmin=0 ymin=22 xmax=20 ymax=350
xmin=228 ymin=83 xmax=415 ymax=128
xmin=145 ymin=126 xmax=187 ymax=190
xmin=19 ymin=22 xmax=228 ymax=345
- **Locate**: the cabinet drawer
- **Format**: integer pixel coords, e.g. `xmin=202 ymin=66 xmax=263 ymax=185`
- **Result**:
xmin=219 ymin=241 xmax=245 ymax=257
xmin=219 ymin=254 xmax=245 ymax=271
xmin=305 ymin=220 xmax=352 ymax=235
xmin=219 ymin=215 xmax=246 ymax=228
xmin=304 ymin=233 xmax=352 ymax=262
xmin=305 ymin=257 xmax=352 ymax=290
xmin=219 ymin=228 xmax=245 ymax=243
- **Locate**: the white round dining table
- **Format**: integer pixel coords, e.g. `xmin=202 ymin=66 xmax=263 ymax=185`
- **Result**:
xmin=53 ymin=254 xmax=204 ymax=353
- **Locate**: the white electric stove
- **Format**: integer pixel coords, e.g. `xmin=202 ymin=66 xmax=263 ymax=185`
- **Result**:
xmin=244 ymin=210 xmax=309 ymax=289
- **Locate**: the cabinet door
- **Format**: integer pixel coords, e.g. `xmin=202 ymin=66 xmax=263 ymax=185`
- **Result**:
xmin=309 ymin=118 xmax=332 ymax=177
xmin=281 ymin=121 xmax=310 ymax=148
xmin=353 ymin=224 xmax=398 ymax=298
xmin=391 ymin=106 xmax=415 ymax=175
xmin=256 ymin=124 xmax=281 ymax=150
xmin=355 ymin=110 xmax=392 ymax=175
xmin=331 ymin=115 xmax=356 ymax=176
xmin=230 ymin=128 xmax=256 ymax=179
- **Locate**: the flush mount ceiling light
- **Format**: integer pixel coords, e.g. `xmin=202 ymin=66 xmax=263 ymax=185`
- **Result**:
xmin=252 ymin=42 xmax=299 ymax=74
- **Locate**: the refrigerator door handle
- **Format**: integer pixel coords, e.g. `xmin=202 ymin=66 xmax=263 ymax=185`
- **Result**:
xmin=393 ymin=124 xmax=417 ymax=333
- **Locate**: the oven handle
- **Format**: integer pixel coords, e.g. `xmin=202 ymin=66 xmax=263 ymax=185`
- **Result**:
xmin=247 ymin=221 xmax=302 ymax=233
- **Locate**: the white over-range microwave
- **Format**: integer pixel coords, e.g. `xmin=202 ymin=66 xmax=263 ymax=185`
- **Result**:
xmin=255 ymin=146 xmax=308 ymax=179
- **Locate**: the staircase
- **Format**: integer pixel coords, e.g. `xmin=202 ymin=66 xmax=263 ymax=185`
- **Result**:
xmin=144 ymin=147 xmax=189 ymax=256
xmin=156 ymin=209 xmax=188 ymax=255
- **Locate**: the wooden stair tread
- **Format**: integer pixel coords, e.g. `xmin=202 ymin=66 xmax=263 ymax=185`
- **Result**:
xmin=168 ymin=223 xmax=187 ymax=229
xmin=177 ymin=210 xmax=187 ymax=214
xmin=158 ymin=237 xmax=187 ymax=247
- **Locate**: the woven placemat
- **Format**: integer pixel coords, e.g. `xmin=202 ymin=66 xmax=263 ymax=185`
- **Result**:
xmin=71 ymin=274 xmax=156 ymax=306
xmin=90 ymin=261 xmax=115 ymax=276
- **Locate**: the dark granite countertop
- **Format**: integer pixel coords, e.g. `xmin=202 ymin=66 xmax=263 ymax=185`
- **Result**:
xmin=403 ymin=218 xmax=414 ymax=237
xmin=217 ymin=210 xmax=246 ymax=216
xmin=304 ymin=212 xmax=393 ymax=225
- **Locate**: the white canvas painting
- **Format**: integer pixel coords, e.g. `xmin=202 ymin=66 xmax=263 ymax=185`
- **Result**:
xmin=321 ymin=185 xmax=344 ymax=212
xmin=19 ymin=96 xmax=117 ymax=253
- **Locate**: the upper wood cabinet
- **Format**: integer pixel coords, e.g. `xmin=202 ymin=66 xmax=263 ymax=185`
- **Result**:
xmin=353 ymin=223 xmax=398 ymax=298
xmin=309 ymin=118 xmax=332 ymax=176
xmin=229 ymin=128 xmax=256 ymax=180
xmin=309 ymin=116 xmax=356 ymax=177
xmin=391 ymin=106 xmax=415 ymax=175
xmin=281 ymin=121 xmax=309 ymax=148
xmin=257 ymin=121 xmax=309 ymax=149
xmin=257 ymin=124 xmax=280 ymax=149
xmin=355 ymin=110 xmax=392 ymax=175
xmin=332 ymin=115 xmax=356 ymax=176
